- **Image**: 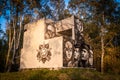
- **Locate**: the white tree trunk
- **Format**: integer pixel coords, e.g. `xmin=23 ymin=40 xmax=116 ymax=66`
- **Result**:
xmin=16 ymin=16 xmax=22 ymax=49
xmin=5 ymin=19 xmax=16 ymax=72
xmin=101 ymin=13 xmax=105 ymax=74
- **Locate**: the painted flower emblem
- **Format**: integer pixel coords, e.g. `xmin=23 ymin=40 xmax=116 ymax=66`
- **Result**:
xmin=37 ymin=44 xmax=51 ymax=63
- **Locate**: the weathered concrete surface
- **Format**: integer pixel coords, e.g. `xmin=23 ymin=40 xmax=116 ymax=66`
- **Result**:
xmin=20 ymin=19 xmax=63 ymax=69
xmin=20 ymin=16 xmax=93 ymax=69
xmin=55 ymin=16 xmax=74 ymax=33
xmin=21 ymin=19 xmax=45 ymax=69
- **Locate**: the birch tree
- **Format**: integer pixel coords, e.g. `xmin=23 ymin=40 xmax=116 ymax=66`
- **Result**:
xmin=89 ymin=0 xmax=119 ymax=73
xmin=2 ymin=0 xmax=52 ymax=72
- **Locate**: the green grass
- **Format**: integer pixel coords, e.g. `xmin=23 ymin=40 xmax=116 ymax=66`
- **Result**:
xmin=0 ymin=68 xmax=120 ymax=80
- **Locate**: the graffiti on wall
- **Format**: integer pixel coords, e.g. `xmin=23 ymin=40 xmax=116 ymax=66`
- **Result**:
xmin=44 ymin=16 xmax=93 ymax=67
xmin=63 ymin=39 xmax=73 ymax=67
xmin=21 ymin=16 xmax=94 ymax=69
xmin=37 ymin=43 xmax=52 ymax=63
xmin=63 ymin=42 xmax=93 ymax=67
xmin=80 ymin=44 xmax=93 ymax=67
xmin=63 ymin=17 xmax=93 ymax=67
xmin=45 ymin=24 xmax=56 ymax=39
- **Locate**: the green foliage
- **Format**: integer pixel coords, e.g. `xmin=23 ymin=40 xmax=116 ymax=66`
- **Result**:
xmin=90 ymin=0 xmax=119 ymax=23
xmin=0 ymin=0 xmax=120 ymax=74
xmin=0 ymin=0 xmax=55 ymax=72
xmin=81 ymin=0 xmax=120 ymax=73
xmin=68 ymin=0 xmax=94 ymax=21
xmin=83 ymin=20 xmax=120 ymax=73
xmin=49 ymin=0 xmax=66 ymax=20
xmin=0 ymin=68 xmax=120 ymax=80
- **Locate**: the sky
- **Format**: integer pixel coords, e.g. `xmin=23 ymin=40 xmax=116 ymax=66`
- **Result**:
xmin=0 ymin=0 xmax=120 ymax=33
xmin=0 ymin=16 xmax=6 ymax=32
xmin=116 ymin=0 xmax=120 ymax=3
xmin=65 ymin=0 xmax=69 ymax=7
xmin=0 ymin=0 xmax=70 ymax=33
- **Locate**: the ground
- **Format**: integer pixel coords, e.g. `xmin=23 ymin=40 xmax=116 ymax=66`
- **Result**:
xmin=0 ymin=68 xmax=120 ymax=80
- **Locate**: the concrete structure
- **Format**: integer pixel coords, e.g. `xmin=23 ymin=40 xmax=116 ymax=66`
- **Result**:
xmin=20 ymin=16 xmax=93 ymax=69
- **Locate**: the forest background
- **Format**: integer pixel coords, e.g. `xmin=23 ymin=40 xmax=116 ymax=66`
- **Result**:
xmin=0 ymin=0 xmax=120 ymax=74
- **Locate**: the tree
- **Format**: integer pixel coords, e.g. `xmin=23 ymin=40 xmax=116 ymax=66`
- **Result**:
xmin=0 ymin=0 xmax=52 ymax=72
xmin=0 ymin=24 xmax=8 ymax=72
xmin=68 ymin=0 xmax=94 ymax=22
xmin=49 ymin=0 xmax=66 ymax=20
xmin=89 ymin=0 xmax=120 ymax=73
xmin=70 ymin=0 xmax=120 ymax=73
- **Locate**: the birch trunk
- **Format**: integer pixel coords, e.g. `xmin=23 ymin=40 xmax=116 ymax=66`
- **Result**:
xmin=101 ymin=13 xmax=105 ymax=74
xmin=8 ymin=19 xmax=17 ymax=71
xmin=16 ymin=16 xmax=22 ymax=50
xmin=5 ymin=19 xmax=15 ymax=72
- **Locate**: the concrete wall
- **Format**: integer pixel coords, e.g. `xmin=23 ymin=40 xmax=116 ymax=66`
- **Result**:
xmin=55 ymin=16 xmax=74 ymax=33
xmin=20 ymin=16 xmax=93 ymax=69
xmin=20 ymin=19 xmax=63 ymax=69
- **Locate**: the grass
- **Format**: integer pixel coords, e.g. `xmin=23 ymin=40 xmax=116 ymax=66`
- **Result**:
xmin=0 ymin=68 xmax=120 ymax=80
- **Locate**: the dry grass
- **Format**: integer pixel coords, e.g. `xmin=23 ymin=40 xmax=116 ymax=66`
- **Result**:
xmin=0 ymin=68 xmax=120 ymax=80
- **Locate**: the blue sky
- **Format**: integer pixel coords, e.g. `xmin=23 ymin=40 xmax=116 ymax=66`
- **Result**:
xmin=1 ymin=0 xmax=120 ymax=33
xmin=116 ymin=0 xmax=120 ymax=3
xmin=0 ymin=16 xmax=6 ymax=32
xmin=0 ymin=0 xmax=70 ymax=32
xmin=65 ymin=0 xmax=69 ymax=7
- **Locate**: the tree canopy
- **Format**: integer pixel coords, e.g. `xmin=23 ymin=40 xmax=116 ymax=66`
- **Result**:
xmin=0 ymin=0 xmax=120 ymax=73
